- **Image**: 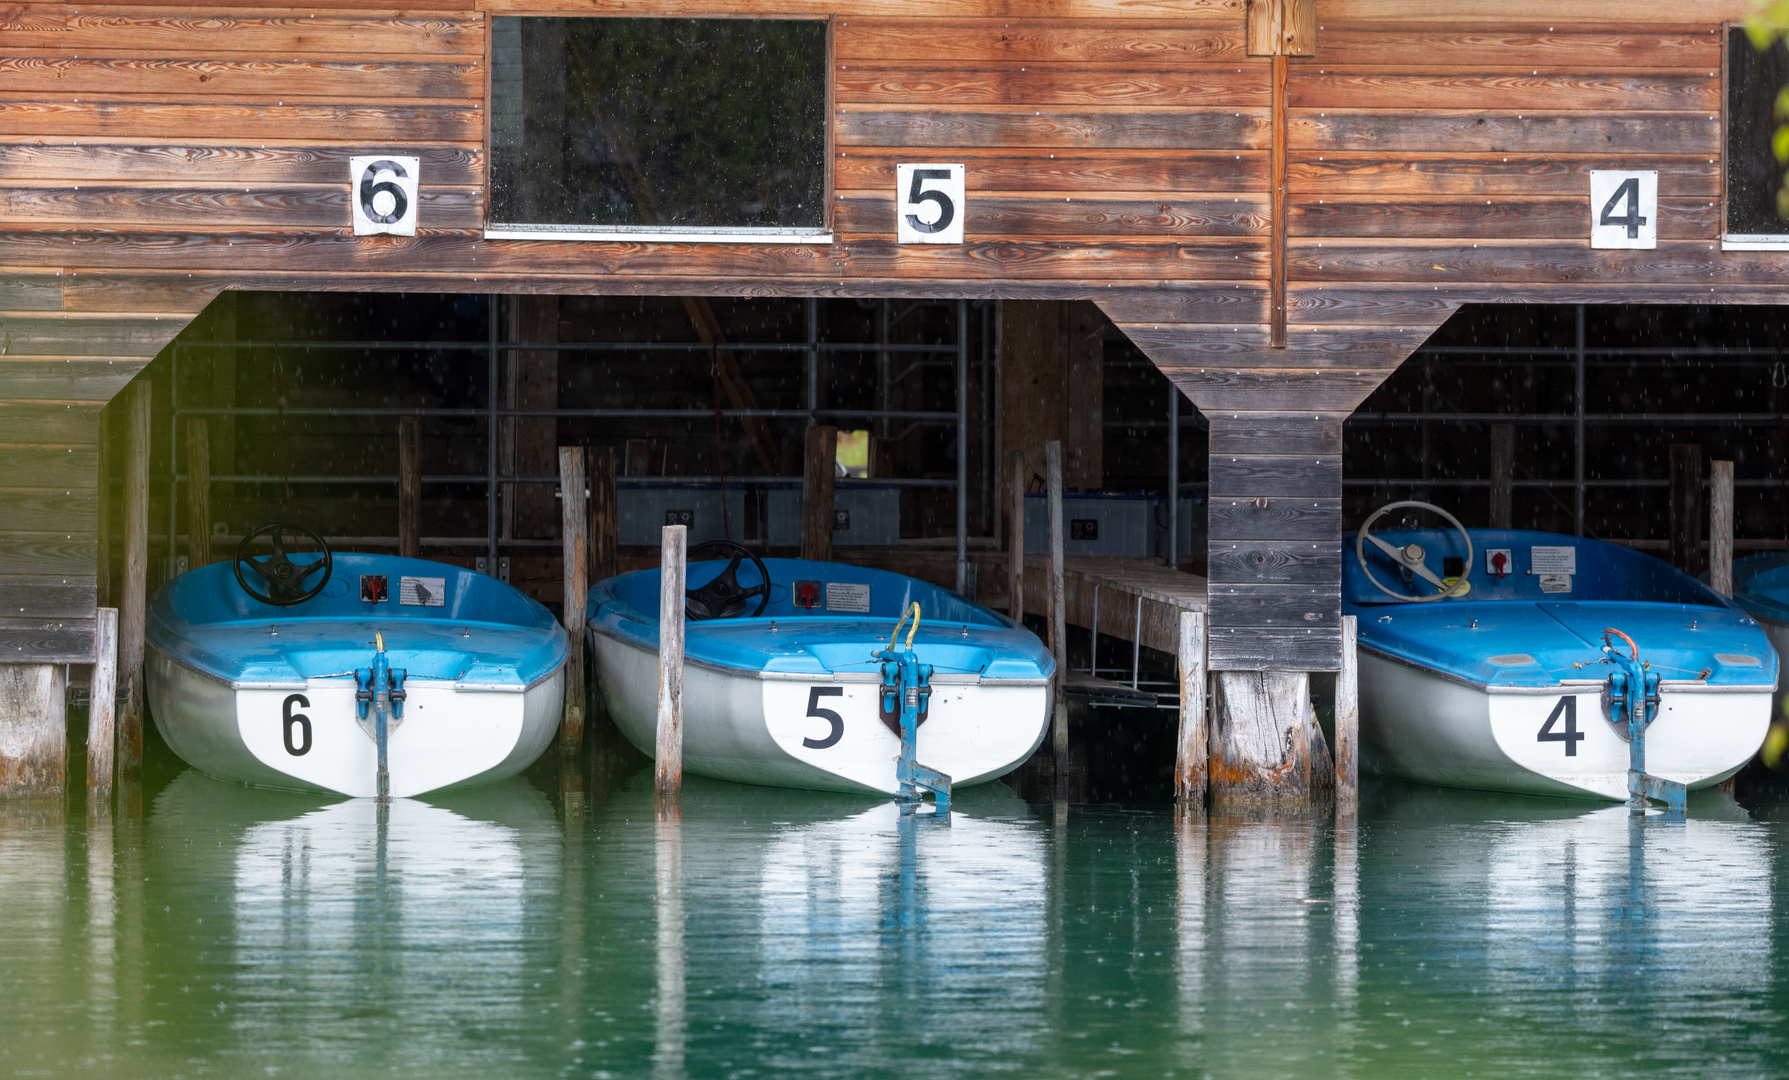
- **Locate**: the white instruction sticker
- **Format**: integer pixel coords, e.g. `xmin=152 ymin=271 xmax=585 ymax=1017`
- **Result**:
xmin=825 ymin=582 xmax=871 ymax=613
xmin=400 ymin=576 xmax=445 ymax=607
xmin=1538 ymin=574 xmax=1573 ymax=594
xmin=1529 ymin=546 xmax=1577 ymax=575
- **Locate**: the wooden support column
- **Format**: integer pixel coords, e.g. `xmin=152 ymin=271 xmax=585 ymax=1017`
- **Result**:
xmin=559 ymin=446 xmax=587 ymax=752
xmin=1175 ymin=610 xmax=1208 ymax=806
xmin=185 ymin=419 xmax=210 ymax=570
xmin=87 ymin=607 xmax=118 ymax=815
xmin=0 ymin=663 xmax=66 ymax=797
xmin=590 ymin=446 xmax=618 ymax=583
xmin=1489 ymin=424 xmax=1514 ymax=529
xmin=656 ymin=525 xmax=686 ymax=812
xmin=1711 ymin=459 xmax=1734 ymax=598
xmin=1336 ymin=614 xmax=1359 ymax=815
xmin=1209 ymin=670 xmax=1316 ymax=806
xmin=802 ymin=425 xmax=838 ymax=562
xmin=398 ymin=417 xmax=421 ymax=560
xmin=118 ymin=380 xmax=151 ymax=777
xmin=1008 ymin=450 xmax=1025 ymax=621
xmin=1670 ymin=443 xmax=1705 ymax=578
xmin=1047 ymin=440 xmax=1068 ymax=763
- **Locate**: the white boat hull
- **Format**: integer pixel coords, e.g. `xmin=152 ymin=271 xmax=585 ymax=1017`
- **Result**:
xmin=147 ymin=644 xmax=563 ymax=798
xmin=1358 ymin=649 xmax=1771 ymax=800
xmin=591 ymin=632 xmax=1049 ymax=795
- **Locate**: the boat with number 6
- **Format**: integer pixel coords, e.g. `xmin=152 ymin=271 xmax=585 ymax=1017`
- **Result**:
xmin=1345 ymin=502 xmax=1777 ymax=803
xmin=587 ymin=542 xmax=1055 ymax=796
xmin=146 ymin=524 xmax=567 ymax=798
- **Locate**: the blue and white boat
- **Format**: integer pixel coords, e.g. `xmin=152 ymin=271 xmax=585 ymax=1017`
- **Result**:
xmin=1346 ymin=502 xmax=1777 ymax=801
xmin=147 ymin=525 xmax=567 ymax=798
xmin=588 ymin=542 xmax=1054 ymax=796
xmin=1730 ymin=553 xmax=1789 ymax=725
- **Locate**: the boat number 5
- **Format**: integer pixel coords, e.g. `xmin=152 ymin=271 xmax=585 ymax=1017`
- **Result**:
xmin=802 ymin=687 xmax=845 ymax=749
xmin=1536 ymin=696 xmax=1584 ymax=757
xmin=282 ymin=693 xmax=313 ymax=756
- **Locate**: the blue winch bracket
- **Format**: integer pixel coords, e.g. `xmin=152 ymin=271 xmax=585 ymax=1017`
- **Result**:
xmin=877 ymin=603 xmax=952 ymax=816
xmin=1602 ymin=628 xmax=1686 ymax=820
xmin=353 ymin=631 xmax=406 ymax=801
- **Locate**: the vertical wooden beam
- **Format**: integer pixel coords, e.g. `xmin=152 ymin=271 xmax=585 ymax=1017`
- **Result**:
xmin=590 ymin=446 xmax=618 ymax=583
xmin=87 ymin=607 xmax=119 ymax=815
xmin=1670 ymin=443 xmax=1706 ymax=577
xmin=118 ymin=380 xmax=151 ymax=777
xmin=96 ymin=418 xmax=112 ymax=607
xmin=184 ymin=419 xmax=210 ymax=570
xmin=1711 ymin=459 xmax=1734 ymax=598
xmin=1047 ymin=440 xmax=1068 ymax=763
xmin=1175 ymin=610 xmax=1208 ymax=806
xmin=1008 ymin=451 xmax=1026 ymax=620
xmin=0 ymin=663 xmax=67 ymax=797
xmin=802 ymin=425 xmax=838 ymax=563
xmin=1269 ymin=53 xmax=1289 ymax=348
xmin=1488 ymin=423 xmax=1514 ymax=529
xmin=655 ymin=524 xmax=686 ymax=808
xmin=559 ymin=447 xmax=588 ymax=752
xmin=398 ymin=417 xmax=421 ymax=560
xmin=1209 ymin=671 xmax=1314 ymax=807
xmin=1336 ymin=614 xmax=1359 ymax=815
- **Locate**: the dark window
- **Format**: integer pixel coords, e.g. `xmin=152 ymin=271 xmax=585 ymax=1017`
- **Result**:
xmin=488 ymin=16 xmax=829 ymax=237
xmin=1727 ymin=28 xmax=1789 ymax=236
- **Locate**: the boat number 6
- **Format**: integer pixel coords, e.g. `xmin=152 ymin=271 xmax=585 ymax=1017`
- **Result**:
xmin=802 ymin=687 xmax=845 ymax=749
xmin=1536 ymin=696 xmax=1583 ymax=757
xmin=282 ymin=693 xmax=313 ymax=756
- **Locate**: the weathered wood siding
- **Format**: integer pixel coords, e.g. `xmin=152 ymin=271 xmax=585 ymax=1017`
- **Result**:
xmin=0 ymin=0 xmax=1773 ymax=671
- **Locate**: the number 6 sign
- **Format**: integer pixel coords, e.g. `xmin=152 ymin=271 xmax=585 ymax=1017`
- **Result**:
xmin=351 ymin=155 xmax=420 ymax=236
xmin=1589 ymin=170 xmax=1656 ymax=249
xmin=897 ymin=163 xmax=965 ymax=244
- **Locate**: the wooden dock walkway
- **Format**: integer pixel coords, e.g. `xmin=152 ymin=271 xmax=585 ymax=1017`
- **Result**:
xmin=1022 ymin=555 xmax=1207 ymax=661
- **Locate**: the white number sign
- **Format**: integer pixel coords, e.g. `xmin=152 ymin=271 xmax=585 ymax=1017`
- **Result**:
xmin=896 ymin=163 xmax=965 ymax=244
xmin=351 ymin=155 xmax=420 ymax=237
xmin=1589 ymin=170 xmax=1656 ymax=249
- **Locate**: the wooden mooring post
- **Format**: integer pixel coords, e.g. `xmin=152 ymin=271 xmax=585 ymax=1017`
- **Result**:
xmin=1208 ymin=671 xmax=1325 ymax=808
xmin=1336 ymin=615 xmax=1360 ymax=816
xmin=1008 ymin=450 xmax=1025 ymax=621
xmin=119 ymin=380 xmax=151 ymax=777
xmin=802 ymin=425 xmax=838 ymax=562
xmin=398 ymin=417 xmax=421 ymax=560
xmin=1175 ymin=610 xmax=1207 ymax=806
xmin=0 ymin=664 xmax=66 ymax=798
xmin=87 ymin=608 xmax=119 ymax=816
xmin=1711 ymin=460 xmax=1734 ymax=598
xmin=1046 ymin=440 xmax=1068 ymax=766
xmin=185 ymin=419 xmax=210 ymax=569
xmin=655 ymin=524 xmax=686 ymax=814
xmin=559 ymin=446 xmax=588 ymax=752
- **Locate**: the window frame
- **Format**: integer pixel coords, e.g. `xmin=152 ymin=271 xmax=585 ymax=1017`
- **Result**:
xmin=480 ymin=11 xmax=835 ymax=245
xmin=1723 ymin=20 xmax=1789 ymax=249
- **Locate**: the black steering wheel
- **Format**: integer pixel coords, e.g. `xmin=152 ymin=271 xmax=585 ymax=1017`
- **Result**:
xmin=685 ymin=540 xmax=771 ymax=620
xmin=1355 ymin=500 xmax=1472 ymax=603
xmin=233 ymin=523 xmax=333 ymax=608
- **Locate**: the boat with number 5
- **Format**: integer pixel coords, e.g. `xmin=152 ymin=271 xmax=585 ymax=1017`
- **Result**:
xmin=587 ymin=541 xmax=1055 ymax=796
xmin=1345 ymin=502 xmax=1777 ymax=802
xmin=146 ymin=524 xmax=567 ymax=798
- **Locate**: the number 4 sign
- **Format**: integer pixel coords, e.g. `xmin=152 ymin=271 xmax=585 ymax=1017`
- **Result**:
xmin=897 ymin=163 xmax=965 ymax=244
xmin=1589 ymin=170 xmax=1656 ymax=249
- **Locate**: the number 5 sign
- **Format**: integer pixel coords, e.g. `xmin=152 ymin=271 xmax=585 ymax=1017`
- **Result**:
xmin=351 ymin=155 xmax=419 ymax=236
xmin=897 ymin=163 xmax=964 ymax=244
xmin=1589 ymin=170 xmax=1656 ymax=249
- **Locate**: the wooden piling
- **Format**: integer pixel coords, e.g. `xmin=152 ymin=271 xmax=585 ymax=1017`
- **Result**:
xmin=1208 ymin=671 xmax=1317 ymax=807
xmin=1174 ymin=610 xmax=1207 ymax=806
xmin=97 ymin=419 xmax=112 ymax=607
xmin=0 ymin=663 xmax=67 ymax=798
xmin=118 ymin=380 xmax=151 ymax=777
xmin=1008 ymin=450 xmax=1025 ymax=621
xmin=87 ymin=607 xmax=119 ymax=814
xmin=802 ymin=425 xmax=839 ymax=562
xmin=398 ymin=417 xmax=421 ymax=560
xmin=1336 ymin=614 xmax=1359 ymax=815
xmin=1670 ymin=443 xmax=1706 ymax=578
xmin=1711 ymin=459 xmax=1734 ymax=598
xmin=590 ymin=446 xmax=618 ymax=583
xmin=184 ymin=419 xmax=210 ymax=570
xmin=559 ymin=446 xmax=588 ymax=752
xmin=1488 ymin=424 xmax=1513 ymax=529
xmin=655 ymin=524 xmax=686 ymax=805
xmin=1047 ymin=440 xmax=1068 ymax=764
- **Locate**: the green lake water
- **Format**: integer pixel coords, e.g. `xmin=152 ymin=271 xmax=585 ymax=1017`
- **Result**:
xmin=7 ymin=755 xmax=1789 ymax=1079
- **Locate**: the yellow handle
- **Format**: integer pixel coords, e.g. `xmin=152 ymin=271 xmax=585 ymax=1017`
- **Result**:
xmin=888 ymin=602 xmax=922 ymax=649
xmin=375 ymin=630 xmax=386 ymax=653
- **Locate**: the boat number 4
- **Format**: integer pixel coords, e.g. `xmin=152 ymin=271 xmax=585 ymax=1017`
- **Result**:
xmin=282 ymin=693 xmax=313 ymax=757
xmin=1536 ymin=696 xmax=1584 ymax=757
xmin=802 ymin=687 xmax=845 ymax=750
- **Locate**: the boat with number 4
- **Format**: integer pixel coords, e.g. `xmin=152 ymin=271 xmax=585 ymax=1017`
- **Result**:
xmin=1345 ymin=502 xmax=1778 ymax=804
xmin=147 ymin=524 xmax=567 ymax=798
xmin=587 ymin=541 xmax=1055 ymax=798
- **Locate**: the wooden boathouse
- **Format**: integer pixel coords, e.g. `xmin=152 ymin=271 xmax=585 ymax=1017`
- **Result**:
xmin=0 ymin=0 xmax=1780 ymax=803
